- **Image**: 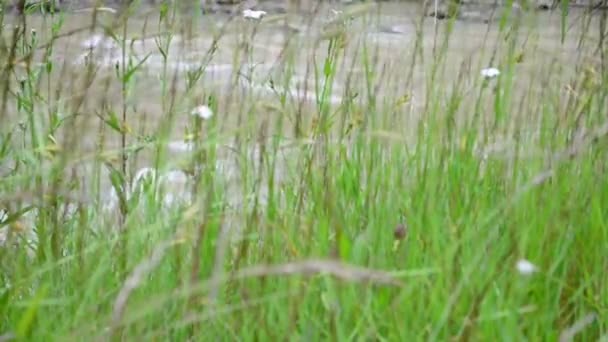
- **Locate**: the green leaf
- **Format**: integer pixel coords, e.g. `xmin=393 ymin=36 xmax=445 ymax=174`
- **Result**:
xmin=338 ymin=232 xmax=351 ymax=259
xmin=122 ymin=53 xmax=152 ymax=84
xmin=320 ymin=291 xmax=332 ymax=311
xmin=105 ymin=163 xmax=127 ymax=214
xmin=351 ymin=233 xmax=370 ymax=264
xmin=323 ymin=58 xmax=332 ymax=77
xmin=159 ymin=2 xmax=169 ymax=22
xmin=0 ymin=206 xmax=36 ymax=228
xmin=16 ymin=285 xmax=48 ymax=340
xmin=0 ymin=286 xmax=10 ymax=318
xmin=100 ymin=110 xmax=123 ymax=134
xmin=155 ymin=38 xmax=168 ymax=61
xmin=0 ymin=131 xmax=14 ymax=158
xmin=560 ymin=0 xmax=569 ymax=43
xmin=51 ymin=16 xmax=65 ymax=36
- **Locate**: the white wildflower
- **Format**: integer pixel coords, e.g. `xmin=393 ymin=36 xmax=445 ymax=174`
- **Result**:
xmin=481 ymin=67 xmax=500 ymax=79
xmin=516 ymin=259 xmax=538 ymax=275
xmin=243 ymin=9 xmax=267 ymax=20
xmin=191 ymin=105 xmax=214 ymax=120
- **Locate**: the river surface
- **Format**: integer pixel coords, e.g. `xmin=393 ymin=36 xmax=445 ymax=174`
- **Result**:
xmin=0 ymin=2 xmax=603 ymax=219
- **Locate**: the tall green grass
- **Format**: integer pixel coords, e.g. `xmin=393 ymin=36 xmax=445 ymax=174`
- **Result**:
xmin=0 ymin=1 xmax=607 ymax=341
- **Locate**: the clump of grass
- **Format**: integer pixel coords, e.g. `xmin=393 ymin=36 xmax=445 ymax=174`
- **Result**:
xmin=0 ymin=1 xmax=607 ymax=340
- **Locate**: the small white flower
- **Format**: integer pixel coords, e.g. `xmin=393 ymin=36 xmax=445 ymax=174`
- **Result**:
xmin=191 ymin=105 xmax=213 ymax=120
xmin=516 ymin=259 xmax=538 ymax=275
xmin=481 ymin=67 xmax=500 ymax=79
xmin=243 ymin=9 xmax=267 ymax=20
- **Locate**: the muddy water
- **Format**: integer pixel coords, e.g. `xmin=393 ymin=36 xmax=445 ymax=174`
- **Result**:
xmin=1 ymin=2 xmax=602 ymax=215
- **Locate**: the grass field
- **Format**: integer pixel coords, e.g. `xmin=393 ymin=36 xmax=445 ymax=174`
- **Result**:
xmin=0 ymin=1 xmax=607 ymax=341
